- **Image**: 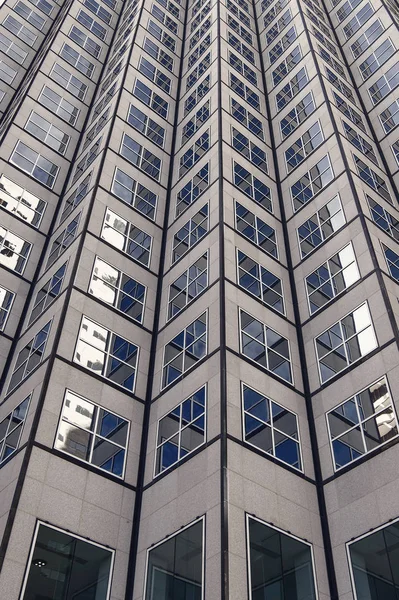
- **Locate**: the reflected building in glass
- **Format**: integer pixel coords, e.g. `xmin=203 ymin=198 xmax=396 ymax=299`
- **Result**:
xmin=0 ymin=0 xmax=399 ymax=597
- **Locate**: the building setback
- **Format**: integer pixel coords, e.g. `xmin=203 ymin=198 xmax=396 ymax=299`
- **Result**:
xmin=0 ymin=0 xmax=399 ymax=596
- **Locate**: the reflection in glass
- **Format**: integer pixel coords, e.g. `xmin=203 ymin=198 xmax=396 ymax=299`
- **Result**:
xmin=327 ymin=377 xmax=398 ymax=469
xmin=74 ymin=316 xmax=139 ymax=392
xmin=145 ymin=520 xmax=203 ymax=600
xmin=298 ymin=195 xmax=345 ymax=257
xmin=8 ymin=322 xmax=51 ymax=392
xmin=237 ymin=250 xmax=284 ymax=314
xmin=101 ymin=208 xmax=152 ymax=267
xmin=248 ymin=516 xmax=317 ymax=600
xmin=0 ymin=285 xmax=14 ymax=331
xmin=316 ymin=303 xmax=377 ymax=383
xmin=0 ymin=396 xmax=30 ymax=464
xmin=0 ymin=174 xmax=46 ymax=227
xmin=22 ymin=524 xmax=113 ymax=599
xmin=243 ymin=384 xmax=301 ymax=469
xmin=156 ymin=386 xmax=206 ymax=474
xmin=168 ymin=253 xmax=208 ymax=319
xmin=349 ymin=520 xmax=399 ymax=600
xmin=0 ymin=226 xmax=31 ymax=274
xmin=89 ymin=257 xmax=146 ymax=323
xmin=55 ymin=390 xmax=129 ymax=476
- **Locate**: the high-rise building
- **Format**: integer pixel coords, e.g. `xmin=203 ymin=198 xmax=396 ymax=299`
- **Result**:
xmin=0 ymin=0 xmax=399 ymax=596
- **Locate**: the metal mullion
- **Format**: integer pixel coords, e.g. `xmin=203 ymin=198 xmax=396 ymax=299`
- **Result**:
xmin=87 ymin=404 xmax=99 ymax=465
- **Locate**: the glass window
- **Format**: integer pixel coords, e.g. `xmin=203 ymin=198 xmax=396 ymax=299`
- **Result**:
xmin=325 ymin=67 xmax=355 ymax=103
xmin=187 ymin=34 xmax=211 ymax=70
xmin=242 ymin=384 xmax=301 ymax=469
xmin=9 ymin=140 xmax=58 ymax=188
xmin=228 ymin=15 xmax=252 ymax=44
xmin=354 ymin=155 xmax=392 ymax=203
xmin=89 ymin=256 xmax=146 ymax=323
xmin=190 ymin=2 xmax=211 ymax=33
xmin=240 ymin=309 xmax=292 ymax=383
xmin=327 ymin=377 xmax=398 ymax=470
xmin=144 ymin=37 xmax=174 ymax=71
xmin=333 ymin=91 xmax=365 ymax=132
xmin=179 ymin=131 xmax=210 ymax=178
xmin=151 ymin=4 xmax=178 ymax=34
xmin=77 ymin=9 xmax=107 ymax=40
xmin=69 ymin=25 xmax=102 ymax=58
xmin=291 ymin=155 xmax=333 ymax=211
xmin=139 ymin=57 xmax=171 ymax=93
xmin=172 ymin=204 xmax=208 ymax=264
xmin=280 ymin=92 xmax=315 ymax=139
xmin=368 ymin=195 xmax=399 ymax=242
xmin=182 ymin=101 xmax=210 ymax=144
xmin=276 ymin=67 xmax=308 ymax=111
xmin=382 ymin=243 xmax=399 ymax=282
xmin=237 ymin=250 xmax=284 ymax=314
xmin=176 ymin=163 xmax=209 ymax=217
xmin=232 ymin=129 xmax=267 ymax=173
xmin=25 ymin=111 xmax=69 ymax=155
xmin=263 ymin=0 xmax=289 ymax=28
xmin=228 ymin=32 xmax=254 ymax=64
xmin=127 ymin=104 xmax=165 ymax=148
xmin=266 ymin=9 xmax=292 ymax=45
xmin=228 ymin=52 xmax=257 ymax=87
xmin=39 ymin=86 xmax=79 ymax=126
xmin=351 ymin=19 xmax=384 ymax=59
xmin=0 ymin=174 xmax=46 ymax=227
xmin=0 ymin=226 xmax=31 ymax=273
xmin=74 ymin=316 xmax=139 ymax=392
xmin=342 ymin=121 xmax=378 ymax=165
xmin=185 ymin=76 xmax=210 ymax=116
xmin=101 ymin=208 xmax=152 ymax=267
xmin=0 ymin=396 xmax=30 ymax=464
xmin=133 ymin=79 xmax=169 ymax=119
xmin=55 ymin=389 xmax=129 ymax=476
xmin=189 ymin=18 xmax=211 ymax=50
xmin=168 ymin=253 xmax=208 ymax=320
xmin=119 ymin=137 xmax=161 ymax=183
xmin=231 ymin=98 xmax=264 ymax=140
xmin=227 ymin=0 xmax=250 ymax=27
xmin=343 ymin=2 xmax=374 ymax=39
xmin=285 ymin=121 xmax=324 ymax=173
xmin=186 ymin=54 xmax=211 ymax=91
xmin=147 ymin=19 xmax=176 ymax=52
xmin=348 ymin=519 xmax=399 ymax=599
xmin=230 ymin=73 xmax=260 ymax=110
xmin=21 ymin=524 xmax=113 ymax=599
xmin=50 ymin=63 xmax=87 ymax=100
xmin=29 ymin=263 xmax=66 ymax=324
xmin=47 ymin=214 xmax=80 ymax=268
xmin=315 ymin=302 xmax=377 ymax=384
xmin=235 ymin=201 xmax=278 ymax=258
xmin=234 ymin=161 xmax=272 ymax=213
xmin=8 ymin=322 xmax=51 ymax=392
xmin=368 ymin=62 xmax=399 ymax=105
xmin=61 ymin=173 xmax=91 ymax=222
xmin=0 ymin=31 xmax=28 ymax=64
xmin=269 ymin=26 xmax=296 ymax=64
xmin=359 ymin=39 xmax=396 ymax=80
xmin=306 ymin=243 xmax=360 ymax=314
xmin=379 ymin=99 xmax=399 ymax=133
xmin=2 ymin=15 xmax=37 ymax=46
xmin=83 ymin=0 xmax=112 ymax=23
xmin=60 ymin=44 xmax=95 ymax=78
xmin=155 ymin=387 xmax=206 ymax=474
xmin=337 ymin=0 xmax=362 ymax=22
xmin=155 ymin=0 xmax=180 ymax=18
xmin=162 ymin=312 xmax=207 ymax=388
xmin=13 ymin=1 xmax=45 ymax=29
xmin=272 ymin=46 xmax=302 ymax=87
xmin=248 ymin=517 xmax=317 ymax=600
xmin=318 ymin=45 xmax=347 ymax=80
xmin=145 ymin=520 xmax=203 ymax=600
xmin=0 ymin=285 xmax=14 ymax=331
xmin=0 ymin=60 xmax=17 ymax=85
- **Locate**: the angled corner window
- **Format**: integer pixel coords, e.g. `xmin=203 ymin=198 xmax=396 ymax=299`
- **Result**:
xmin=0 ymin=396 xmax=30 ymax=465
xmin=348 ymin=519 xmax=399 ymax=600
xmin=237 ymin=250 xmax=284 ymax=314
xmin=29 ymin=263 xmax=67 ymax=325
xmin=242 ymin=383 xmax=302 ymax=469
xmin=247 ymin=516 xmax=317 ymax=600
xmin=155 ymin=386 xmax=206 ymax=475
xmin=168 ymin=252 xmax=208 ymax=320
xmin=89 ymin=256 xmax=146 ymax=323
xmin=8 ymin=322 xmax=51 ymax=392
xmin=74 ymin=316 xmax=139 ymax=392
xmin=47 ymin=213 xmax=81 ymax=268
xmin=145 ymin=519 xmax=204 ymax=600
xmin=327 ymin=376 xmax=398 ymax=470
xmin=55 ymin=389 xmax=129 ymax=477
xmin=239 ymin=309 xmax=292 ymax=384
xmin=315 ymin=302 xmax=377 ymax=384
xmin=305 ymin=243 xmax=360 ymax=314
xmin=21 ymin=523 xmax=114 ymax=600
xmin=162 ymin=312 xmax=207 ymax=389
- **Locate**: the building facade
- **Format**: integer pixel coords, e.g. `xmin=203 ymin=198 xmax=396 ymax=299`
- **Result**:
xmin=0 ymin=0 xmax=398 ymax=596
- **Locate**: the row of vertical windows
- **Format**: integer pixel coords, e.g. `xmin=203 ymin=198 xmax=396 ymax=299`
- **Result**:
xmin=226 ymin=0 xmax=250 ymax=28
xmin=228 ymin=31 xmax=254 ymax=64
xmin=168 ymin=253 xmax=208 ymax=319
xmin=268 ymin=25 xmax=296 ymax=64
xmin=69 ymin=25 xmax=102 ymax=58
xmin=235 ymin=201 xmax=278 ymax=258
xmin=0 ymin=396 xmax=30 ymax=464
xmin=189 ymin=17 xmax=210 ymax=50
xmin=342 ymin=121 xmax=378 ymax=164
xmin=139 ymin=57 xmax=171 ymax=93
xmin=179 ymin=130 xmax=210 ymax=178
xmin=186 ymin=52 xmax=211 ymax=89
xmin=83 ymin=0 xmax=113 ymax=24
xmin=280 ymin=91 xmax=316 ymax=139
xmin=8 ymin=322 xmax=51 ymax=392
xmin=231 ymin=98 xmax=264 ymax=139
xmin=230 ymin=73 xmax=260 ymax=110
xmin=155 ymin=0 xmax=180 ymax=20
xmin=184 ymin=75 xmax=210 ymax=115
xmin=101 ymin=208 xmax=152 ymax=267
xmin=318 ymin=45 xmax=347 ymax=80
xmin=190 ymin=2 xmax=210 ymax=33
xmin=173 ymin=204 xmax=208 ymax=263
xmin=187 ymin=34 xmax=211 ymax=69
xmin=325 ymin=67 xmax=355 ymax=104
xmin=359 ymin=39 xmax=396 ymax=81
xmin=276 ymin=66 xmax=308 ymax=111
xmin=229 ymin=51 xmax=257 ymax=86
xmin=50 ymin=63 xmax=88 ymax=100
xmin=151 ymin=4 xmax=178 ymax=35
xmin=24 ymin=111 xmax=69 ymax=155
xmin=285 ymin=120 xmax=323 ymax=173
xmin=272 ymin=45 xmax=302 ymax=87
xmin=176 ymin=163 xmax=209 ymax=216
xmin=291 ymin=155 xmax=333 ymax=211
xmin=351 ymin=18 xmax=384 ymax=59
xmin=39 ymin=86 xmax=79 ymax=126
xmin=29 ymin=264 xmax=66 ymax=324
xmin=0 ymin=32 xmax=28 ymax=64
xmin=133 ymin=79 xmax=169 ymax=119
xmin=263 ymin=0 xmax=288 ymax=29
xmin=127 ymin=104 xmax=165 ymax=147
xmin=312 ymin=26 xmax=338 ymax=56
xmin=333 ymin=91 xmax=365 ymax=132
xmin=10 ymin=141 xmax=59 ymax=189
xmin=237 ymin=249 xmax=284 ymax=313
xmin=47 ymin=213 xmax=81 ymax=268
xmin=182 ymin=101 xmax=210 ymax=144
xmin=265 ymin=10 xmax=292 ymax=45
xmin=354 ymin=155 xmax=392 ymax=203
xmin=0 ymin=226 xmax=31 ymax=274
xmin=13 ymin=1 xmax=46 ymax=31
xmin=119 ymin=134 xmax=161 ymax=182
xmin=77 ymin=9 xmax=108 ymax=40
xmin=227 ymin=14 xmax=252 ymax=45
